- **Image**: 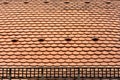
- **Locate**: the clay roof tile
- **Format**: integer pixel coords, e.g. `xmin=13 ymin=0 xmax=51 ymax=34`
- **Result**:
xmin=0 ymin=0 xmax=120 ymax=67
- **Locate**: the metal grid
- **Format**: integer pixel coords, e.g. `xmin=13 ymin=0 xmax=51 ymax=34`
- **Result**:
xmin=0 ymin=67 xmax=120 ymax=79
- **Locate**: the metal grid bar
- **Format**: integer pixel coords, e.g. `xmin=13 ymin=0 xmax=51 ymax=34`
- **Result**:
xmin=0 ymin=67 xmax=120 ymax=79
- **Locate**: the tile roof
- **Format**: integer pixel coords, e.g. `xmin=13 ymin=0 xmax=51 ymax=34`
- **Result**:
xmin=0 ymin=0 xmax=120 ymax=67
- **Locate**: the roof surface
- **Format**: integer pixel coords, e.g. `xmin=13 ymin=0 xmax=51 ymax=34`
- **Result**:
xmin=0 ymin=0 xmax=120 ymax=67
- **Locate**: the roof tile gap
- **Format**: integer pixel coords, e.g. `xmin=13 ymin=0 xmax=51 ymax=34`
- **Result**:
xmin=92 ymin=37 xmax=99 ymax=41
xmin=24 ymin=1 xmax=29 ymax=4
xmin=3 ymin=2 xmax=9 ymax=4
xmin=11 ymin=39 xmax=18 ymax=42
xmin=38 ymin=39 xmax=45 ymax=42
xmin=65 ymin=38 xmax=72 ymax=41
xmin=64 ymin=1 xmax=70 ymax=4
xmin=85 ymin=1 xmax=90 ymax=4
xmin=44 ymin=1 xmax=49 ymax=4
xmin=105 ymin=1 xmax=111 ymax=4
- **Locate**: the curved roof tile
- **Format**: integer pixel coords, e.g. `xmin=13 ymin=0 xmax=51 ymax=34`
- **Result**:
xmin=0 ymin=0 xmax=120 ymax=67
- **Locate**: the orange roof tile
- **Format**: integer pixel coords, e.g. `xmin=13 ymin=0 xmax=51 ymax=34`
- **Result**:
xmin=0 ymin=0 xmax=120 ymax=67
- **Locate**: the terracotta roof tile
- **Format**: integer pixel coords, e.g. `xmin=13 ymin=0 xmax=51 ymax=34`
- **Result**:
xmin=0 ymin=0 xmax=120 ymax=67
